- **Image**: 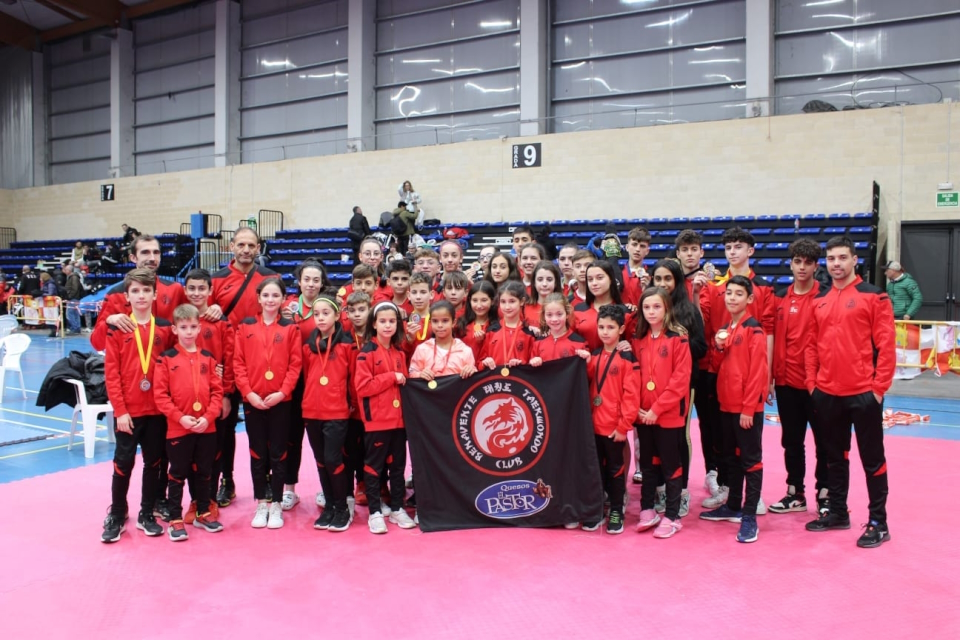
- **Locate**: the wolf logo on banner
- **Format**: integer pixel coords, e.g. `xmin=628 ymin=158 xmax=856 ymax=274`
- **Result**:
xmin=403 ymin=358 xmax=603 ymax=532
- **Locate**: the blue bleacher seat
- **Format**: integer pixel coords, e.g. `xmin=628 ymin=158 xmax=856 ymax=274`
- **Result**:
xmin=757 ymin=215 xmax=777 ymax=222
xmin=715 ymin=216 xmax=732 ymax=223
xmin=853 ymin=212 xmax=873 ymax=219
xmin=823 ymin=227 xmax=846 ymax=234
xmin=703 ymin=229 xmax=723 ymax=236
xmin=735 ymin=215 xmax=756 ymax=222
xmin=660 ymin=230 xmax=680 ymax=238
xmin=781 ymin=214 xmax=800 ymax=220
xmin=776 ymin=276 xmax=794 ymax=285
xmin=773 ymin=228 xmax=798 ymax=235
xmin=672 ymin=217 xmax=689 ymax=224
xmin=691 ymin=217 xmax=710 ymax=224
xmin=768 ymin=242 xmax=789 ymax=251
xmin=798 ymin=228 xmax=821 ymax=235
xmin=751 ymin=228 xmax=771 ymax=236
xmin=803 ymin=213 xmax=826 ymax=220
xmin=848 ymin=226 xmax=872 ymax=234
xmin=702 ymin=243 xmax=716 ymax=251
xmin=829 ymin=213 xmax=851 ymax=219
xmin=713 ymin=259 xmax=729 ymax=268
xmin=854 ymin=242 xmax=868 ymax=250
xmin=758 ymin=258 xmax=781 ymax=267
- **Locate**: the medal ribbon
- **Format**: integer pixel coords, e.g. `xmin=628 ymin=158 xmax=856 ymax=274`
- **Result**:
xmin=260 ymin=317 xmax=276 ymax=377
xmin=298 ymin=295 xmax=314 ymax=321
xmin=501 ymin=323 xmax=522 ymax=365
xmin=645 ymin=332 xmax=660 ymax=388
xmin=188 ymin=349 xmax=202 ymax=412
xmin=315 ymin=332 xmax=334 ymax=382
xmin=431 ymin=339 xmax=454 ymax=375
xmin=416 ymin=314 xmax=431 ymax=341
xmin=595 ymin=348 xmax=617 ymax=398
xmin=132 ymin=314 xmax=156 ymax=380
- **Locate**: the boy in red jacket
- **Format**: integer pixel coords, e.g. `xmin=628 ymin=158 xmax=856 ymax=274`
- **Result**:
xmin=584 ymin=305 xmax=641 ymax=535
xmin=183 ymin=268 xmax=234 ymax=517
xmin=101 ymin=269 xmax=175 ymax=543
xmin=153 ymin=305 xmax=224 ymax=541
xmin=700 ymin=276 xmax=768 ymax=544
xmin=769 ymin=239 xmax=828 ymax=516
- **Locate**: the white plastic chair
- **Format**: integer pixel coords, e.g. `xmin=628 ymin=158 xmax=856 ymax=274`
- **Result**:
xmin=66 ymin=378 xmax=115 ymax=458
xmin=0 ymin=314 xmax=18 ymax=339
xmin=0 ymin=333 xmax=30 ymax=402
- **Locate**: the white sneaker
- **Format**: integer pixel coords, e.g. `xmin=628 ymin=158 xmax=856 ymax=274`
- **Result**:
xmin=380 ymin=503 xmax=392 ymax=517
xmin=315 ymin=491 xmax=326 ymax=507
xmin=347 ymin=496 xmax=356 ymax=522
xmin=704 ymin=470 xmax=720 ymax=497
xmin=679 ymin=489 xmax=690 ymax=518
xmin=251 ymin=502 xmax=269 ymax=528
xmin=368 ymin=511 xmax=388 ymax=534
xmin=281 ymin=491 xmax=299 ymax=511
xmin=654 ymin=485 xmax=666 ymax=514
xmin=702 ymin=486 xmax=729 ymax=509
xmin=756 ymin=496 xmax=767 ymax=516
xmin=389 ymin=508 xmax=418 ymax=529
xmin=267 ymin=502 xmax=284 ymax=529
xmin=563 ymin=522 xmax=580 ymax=530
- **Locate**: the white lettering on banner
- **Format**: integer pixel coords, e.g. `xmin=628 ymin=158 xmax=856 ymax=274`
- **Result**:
xmin=485 ymin=493 xmax=538 ymax=514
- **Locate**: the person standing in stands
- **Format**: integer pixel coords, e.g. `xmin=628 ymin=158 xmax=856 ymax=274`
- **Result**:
xmin=883 ymin=260 xmax=923 ymax=321
xmin=121 ymin=223 xmax=140 ymax=253
xmin=208 ymin=227 xmax=279 ymax=508
xmin=348 ymin=206 xmax=371 ymax=264
xmin=804 ymin=236 xmax=895 ymax=548
xmin=391 ymin=200 xmax=418 ymax=257
xmin=18 ymin=265 xmax=40 ymax=296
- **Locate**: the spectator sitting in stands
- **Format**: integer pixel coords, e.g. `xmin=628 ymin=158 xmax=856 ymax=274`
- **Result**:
xmin=71 ymin=241 xmax=85 ymax=265
xmin=39 ymin=271 xmax=58 ymax=297
xmin=121 ymin=223 xmax=139 ymax=253
xmin=17 ymin=265 xmax=40 ymax=296
xmin=100 ymin=241 xmax=121 ymax=271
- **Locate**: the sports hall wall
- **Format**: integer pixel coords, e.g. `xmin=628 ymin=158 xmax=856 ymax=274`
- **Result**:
xmin=2 ymin=102 xmax=957 ymax=254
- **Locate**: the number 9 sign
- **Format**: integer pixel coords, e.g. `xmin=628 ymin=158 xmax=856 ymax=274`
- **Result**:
xmin=512 ymin=143 xmax=542 ymax=169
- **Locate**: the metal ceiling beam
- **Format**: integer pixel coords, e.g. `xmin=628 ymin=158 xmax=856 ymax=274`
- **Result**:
xmin=45 ymin=0 xmax=123 ymax=26
xmin=0 ymin=10 xmax=38 ymax=50
xmin=40 ymin=0 xmax=201 ymax=43
xmin=35 ymin=0 xmax=87 ymax=22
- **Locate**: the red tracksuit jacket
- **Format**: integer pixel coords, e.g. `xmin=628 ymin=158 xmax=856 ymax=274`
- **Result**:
xmin=621 ymin=265 xmax=646 ymax=307
xmin=531 ymin=329 xmax=588 ymax=361
xmin=587 ymin=348 xmax=641 ymax=436
xmin=479 ymin=321 xmax=538 ymax=365
xmin=196 ymin=315 xmax=235 ymax=395
xmin=632 ymin=330 xmax=693 ymax=428
xmin=233 ymin=316 xmax=302 ymax=400
xmin=153 ymin=345 xmax=223 ymax=438
xmin=773 ymin=281 xmax=822 ymax=390
xmin=353 ymin=341 xmax=407 ymax=432
xmin=699 ymin=269 xmax=775 ymax=373
xmin=302 ymin=324 xmax=355 ymax=421
xmin=90 ymin=278 xmax=185 ymax=351
xmin=344 ymin=325 xmax=366 ymax=421
xmin=714 ymin=315 xmax=769 ymax=415
xmin=804 ymin=276 xmax=896 ymax=398
xmin=574 ymin=302 xmax=638 ymax=352
xmin=105 ymin=318 xmax=175 ymax=418
xmin=211 ymin=262 xmax=278 ymax=328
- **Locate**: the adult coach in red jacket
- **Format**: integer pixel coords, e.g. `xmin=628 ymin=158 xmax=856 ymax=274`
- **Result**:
xmin=207 ymin=226 xmax=278 ymax=507
xmin=804 ymin=236 xmax=895 ymax=548
xmin=90 ymin=235 xmax=186 ymax=351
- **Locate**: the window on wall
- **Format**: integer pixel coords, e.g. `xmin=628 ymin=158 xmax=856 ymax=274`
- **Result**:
xmin=775 ymin=0 xmax=960 ymax=115
xmin=134 ymin=3 xmax=216 ymax=175
xmin=551 ymin=0 xmax=747 ymax=133
xmin=48 ymin=35 xmax=111 ymax=185
xmin=375 ymin=0 xmax=521 ymax=150
xmin=240 ymin=0 xmax=349 ymax=164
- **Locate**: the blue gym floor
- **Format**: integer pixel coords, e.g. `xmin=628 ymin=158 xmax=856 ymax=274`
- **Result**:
xmin=1 ymin=330 xmax=958 ymax=484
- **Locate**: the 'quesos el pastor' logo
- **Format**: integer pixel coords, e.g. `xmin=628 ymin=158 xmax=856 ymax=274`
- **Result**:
xmin=475 ymin=479 xmax=553 ymax=519
xmin=453 ymin=377 xmax=549 ymax=476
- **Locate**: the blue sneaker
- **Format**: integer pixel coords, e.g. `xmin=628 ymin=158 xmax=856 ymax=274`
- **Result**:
xmin=700 ymin=504 xmax=743 ymax=523
xmin=737 ymin=515 xmax=758 ymax=543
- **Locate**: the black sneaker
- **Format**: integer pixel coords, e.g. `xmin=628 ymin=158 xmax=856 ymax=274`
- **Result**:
xmin=153 ymin=499 xmax=172 ymax=522
xmin=216 ymin=478 xmax=236 ymax=508
xmin=805 ymin=512 xmax=851 ymax=532
xmin=101 ymin=513 xmax=126 ymax=543
xmin=137 ymin=511 xmax=164 ymax=536
xmin=606 ymin=509 xmax=624 ymax=535
xmin=168 ymin=520 xmax=188 ymax=542
xmin=313 ymin=508 xmax=336 ymax=530
xmin=328 ymin=508 xmax=351 ymax=532
xmin=769 ymin=491 xmax=807 ymax=514
xmin=817 ymin=496 xmax=830 ymax=518
xmin=856 ymin=521 xmax=890 ymax=548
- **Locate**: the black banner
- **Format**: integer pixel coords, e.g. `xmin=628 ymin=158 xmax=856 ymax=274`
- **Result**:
xmin=402 ymin=358 xmax=604 ymax=532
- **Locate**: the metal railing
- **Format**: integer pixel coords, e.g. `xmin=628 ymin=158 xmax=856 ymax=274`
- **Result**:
xmin=0 ymin=228 xmax=17 ymax=251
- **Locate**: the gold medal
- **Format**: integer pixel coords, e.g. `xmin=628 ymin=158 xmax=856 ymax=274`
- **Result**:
xmin=392 ymin=399 xmax=400 ymax=408
xmin=501 ymin=367 xmax=510 ymax=377
xmin=265 ymin=371 xmax=275 ymax=380
xmin=319 ymin=376 xmax=329 ymax=386
xmin=192 ymin=401 xmax=203 ymax=412
xmin=593 ymin=396 xmax=602 ymax=407
xmin=647 ymin=381 xmax=656 ymax=391
xmin=428 ymin=380 xmax=438 ymax=390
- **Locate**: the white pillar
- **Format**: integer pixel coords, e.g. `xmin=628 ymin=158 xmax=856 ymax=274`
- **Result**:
xmin=347 ymin=0 xmax=376 ymax=151
xmin=110 ymin=28 xmax=135 ymax=177
xmin=214 ymin=0 xmax=241 ymax=167
xmin=745 ymin=0 xmax=774 ymax=117
xmin=31 ymin=51 xmax=48 ymax=186
xmin=519 ymin=0 xmax=547 ymax=136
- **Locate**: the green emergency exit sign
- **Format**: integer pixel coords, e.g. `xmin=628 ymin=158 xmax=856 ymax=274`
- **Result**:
xmin=937 ymin=192 xmax=958 ymax=207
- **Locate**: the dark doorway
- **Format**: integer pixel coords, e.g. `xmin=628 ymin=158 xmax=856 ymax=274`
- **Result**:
xmin=900 ymin=223 xmax=960 ymax=321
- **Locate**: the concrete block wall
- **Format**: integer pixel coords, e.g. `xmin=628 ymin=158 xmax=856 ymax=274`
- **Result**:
xmin=1 ymin=104 xmax=957 ymax=257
